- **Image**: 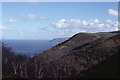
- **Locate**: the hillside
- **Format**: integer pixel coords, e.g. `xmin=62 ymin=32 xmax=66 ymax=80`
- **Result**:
xmin=2 ymin=31 xmax=120 ymax=78
xmin=48 ymin=34 xmax=120 ymax=78
xmin=26 ymin=31 xmax=120 ymax=78
xmin=30 ymin=31 xmax=120 ymax=64
xmin=88 ymin=30 xmax=120 ymax=39
xmin=32 ymin=33 xmax=98 ymax=64
xmin=80 ymin=52 xmax=119 ymax=78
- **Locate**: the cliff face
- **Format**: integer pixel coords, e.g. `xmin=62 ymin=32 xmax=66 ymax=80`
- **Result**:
xmin=26 ymin=31 xmax=120 ymax=78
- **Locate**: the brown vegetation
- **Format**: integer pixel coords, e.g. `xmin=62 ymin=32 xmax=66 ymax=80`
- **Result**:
xmin=2 ymin=31 xmax=120 ymax=79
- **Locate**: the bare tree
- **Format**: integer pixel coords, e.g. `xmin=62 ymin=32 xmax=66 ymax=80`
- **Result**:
xmin=34 ymin=58 xmax=38 ymax=78
xmin=19 ymin=63 xmax=24 ymax=77
xmin=37 ymin=67 xmax=44 ymax=78
xmin=12 ymin=61 xmax=19 ymax=75
xmin=53 ymin=65 xmax=58 ymax=78
xmin=34 ymin=57 xmax=44 ymax=78
xmin=24 ymin=62 xmax=28 ymax=78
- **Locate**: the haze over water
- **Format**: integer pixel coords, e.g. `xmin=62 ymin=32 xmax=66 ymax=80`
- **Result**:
xmin=3 ymin=40 xmax=58 ymax=57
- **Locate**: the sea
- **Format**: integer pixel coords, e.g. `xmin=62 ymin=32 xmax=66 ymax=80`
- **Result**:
xmin=3 ymin=40 xmax=58 ymax=57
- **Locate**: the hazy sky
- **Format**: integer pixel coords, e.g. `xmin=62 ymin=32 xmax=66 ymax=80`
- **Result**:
xmin=2 ymin=2 xmax=118 ymax=40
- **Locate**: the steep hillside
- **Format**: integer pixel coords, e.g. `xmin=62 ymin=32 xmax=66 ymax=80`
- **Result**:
xmin=48 ymin=34 xmax=120 ymax=78
xmin=80 ymin=52 xmax=119 ymax=78
xmin=26 ymin=33 xmax=98 ymax=78
xmin=26 ymin=31 xmax=120 ymax=78
xmin=30 ymin=31 xmax=120 ymax=64
xmin=32 ymin=33 xmax=98 ymax=64
xmin=2 ymin=30 xmax=120 ymax=78
xmin=3 ymin=31 xmax=118 ymax=78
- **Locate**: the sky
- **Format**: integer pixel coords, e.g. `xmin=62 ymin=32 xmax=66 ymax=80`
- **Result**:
xmin=1 ymin=2 xmax=118 ymax=40
xmin=2 ymin=0 xmax=120 ymax=2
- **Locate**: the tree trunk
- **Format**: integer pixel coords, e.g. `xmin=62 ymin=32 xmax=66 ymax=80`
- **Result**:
xmin=12 ymin=61 xmax=18 ymax=75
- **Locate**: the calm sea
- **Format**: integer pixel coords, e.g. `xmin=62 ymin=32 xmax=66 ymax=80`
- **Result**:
xmin=3 ymin=40 xmax=58 ymax=57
